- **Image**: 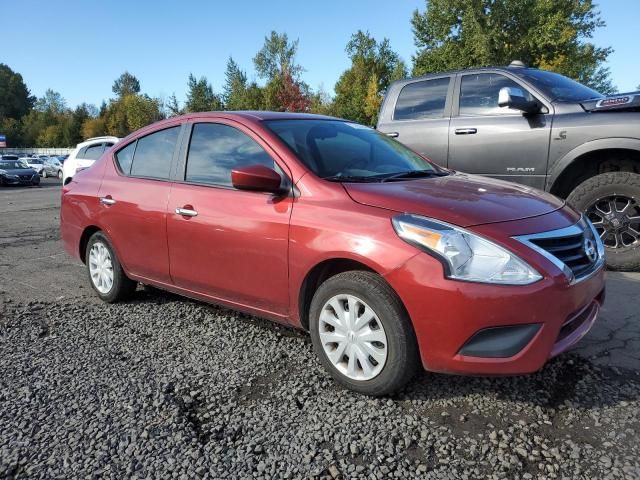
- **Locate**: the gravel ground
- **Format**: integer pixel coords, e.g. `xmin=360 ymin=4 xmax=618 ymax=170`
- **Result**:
xmin=1 ymin=181 xmax=639 ymax=479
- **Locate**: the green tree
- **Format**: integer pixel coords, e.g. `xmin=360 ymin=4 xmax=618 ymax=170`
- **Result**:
xmin=0 ymin=64 xmax=35 ymax=120
xmin=184 ymin=74 xmax=223 ymax=112
xmin=253 ymin=31 xmax=303 ymax=81
xmin=112 ymin=71 xmax=141 ymax=98
xmin=412 ymin=0 xmax=616 ymax=94
xmin=104 ymin=95 xmax=162 ymax=137
xmin=166 ymin=93 xmax=183 ymax=117
xmin=333 ymin=31 xmax=405 ymax=124
xmin=223 ymin=57 xmax=250 ymax=110
xmin=82 ymin=117 xmax=107 ymax=139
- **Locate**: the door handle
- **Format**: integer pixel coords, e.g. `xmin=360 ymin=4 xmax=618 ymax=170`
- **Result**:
xmin=175 ymin=207 xmax=198 ymax=217
xmin=455 ymin=128 xmax=477 ymax=135
xmin=99 ymin=196 xmax=116 ymax=205
xmin=386 ymin=132 xmax=399 ymax=138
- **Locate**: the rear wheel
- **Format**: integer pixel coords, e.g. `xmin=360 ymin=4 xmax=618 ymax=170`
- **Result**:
xmin=309 ymin=271 xmax=419 ymax=396
xmin=567 ymin=172 xmax=640 ymax=271
xmin=86 ymin=231 xmax=137 ymax=302
xmin=57 ymin=170 xmax=63 ymax=180
xmin=42 ymin=170 xmax=47 ymax=178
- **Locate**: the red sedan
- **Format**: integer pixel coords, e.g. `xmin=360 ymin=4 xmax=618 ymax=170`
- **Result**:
xmin=61 ymin=112 xmax=605 ymax=395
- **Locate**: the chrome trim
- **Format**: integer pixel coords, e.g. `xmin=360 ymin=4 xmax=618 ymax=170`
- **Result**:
xmin=513 ymin=216 xmax=605 ymax=284
xmin=175 ymin=207 xmax=198 ymax=217
xmin=99 ymin=197 xmax=116 ymax=206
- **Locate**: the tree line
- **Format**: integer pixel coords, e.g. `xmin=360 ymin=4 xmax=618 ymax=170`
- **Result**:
xmin=0 ymin=0 xmax=621 ymax=147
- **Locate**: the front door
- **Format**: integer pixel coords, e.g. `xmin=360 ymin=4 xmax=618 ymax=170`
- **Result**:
xmin=447 ymin=72 xmax=552 ymax=189
xmin=166 ymin=121 xmax=292 ymax=317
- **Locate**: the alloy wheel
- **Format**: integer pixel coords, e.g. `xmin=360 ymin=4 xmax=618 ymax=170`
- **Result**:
xmin=318 ymin=294 xmax=388 ymax=381
xmin=587 ymin=195 xmax=640 ymax=249
xmin=88 ymin=242 xmax=114 ymax=294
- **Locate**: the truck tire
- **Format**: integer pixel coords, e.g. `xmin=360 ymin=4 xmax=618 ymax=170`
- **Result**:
xmin=567 ymin=172 xmax=640 ymax=271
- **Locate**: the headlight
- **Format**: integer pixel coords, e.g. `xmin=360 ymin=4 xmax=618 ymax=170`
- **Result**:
xmin=392 ymin=214 xmax=542 ymax=285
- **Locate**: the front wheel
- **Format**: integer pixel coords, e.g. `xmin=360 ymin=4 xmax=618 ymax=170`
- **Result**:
xmin=86 ymin=231 xmax=137 ymax=302
xmin=309 ymin=271 xmax=419 ymax=396
xmin=567 ymin=172 xmax=640 ymax=271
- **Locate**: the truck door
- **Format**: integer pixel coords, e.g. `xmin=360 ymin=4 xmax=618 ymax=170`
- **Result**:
xmin=447 ymin=72 xmax=552 ymax=190
xmin=377 ymin=75 xmax=453 ymax=167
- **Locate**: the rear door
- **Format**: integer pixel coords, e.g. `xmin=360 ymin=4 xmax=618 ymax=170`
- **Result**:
xmin=377 ymin=75 xmax=453 ymax=166
xmin=447 ymin=72 xmax=552 ymax=189
xmin=97 ymin=125 xmax=183 ymax=283
xmin=166 ymin=120 xmax=292 ymax=317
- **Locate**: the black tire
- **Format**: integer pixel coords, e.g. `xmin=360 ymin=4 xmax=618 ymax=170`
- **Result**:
xmin=567 ymin=172 xmax=640 ymax=271
xmin=42 ymin=170 xmax=47 ymax=178
xmin=309 ymin=271 xmax=419 ymax=396
xmin=85 ymin=231 xmax=137 ymax=302
xmin=57 ymin=170 xmax=63 ymax=180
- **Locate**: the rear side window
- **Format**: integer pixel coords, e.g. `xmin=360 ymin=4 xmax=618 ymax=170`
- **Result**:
xmin=394 ymin=77 xmax=450 ymax=120
xmin=185 ymin=123 xmax=274 ymax=187
xmin=83 ymin=144 xmax=105 ymax=160
xmin=129 ymin=127 xmax=180 ymax=180
xmin=115 ymin=141 xmax=136 ymax=174
xmin=459 ymin=73 xmax=534 ymax=116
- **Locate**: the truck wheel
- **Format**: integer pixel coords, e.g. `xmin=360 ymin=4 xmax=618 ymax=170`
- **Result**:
xmin=567 ymin=172 xmax=640 ymax=271
xmin=309 ymin=271 xmax=419 ymax=396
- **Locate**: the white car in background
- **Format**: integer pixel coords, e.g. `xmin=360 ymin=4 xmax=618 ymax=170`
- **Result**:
xmin=20 ymin=156 xmax=46 ymax=175
xmin=63 ymin=136 xmax=119 ymax=185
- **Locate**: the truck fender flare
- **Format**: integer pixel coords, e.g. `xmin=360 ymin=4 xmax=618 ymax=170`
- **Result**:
xmin=547 ymin=137 xmax=640 ymax=191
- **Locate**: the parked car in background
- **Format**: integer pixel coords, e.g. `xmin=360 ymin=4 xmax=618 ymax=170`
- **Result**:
xmin=62 ymin=136 xmax=119 ymax=185
xmin=42 ymin=157 xmax=63 ymax=179
xmin=0 ymin=158 xmax=41 ymax=186
xmin=378 ymin=62 xmax=640 ymax=271
xmin=21 ymin=157 xmax=45 ymax=175
xmin=61 ymin=112 xmax=605 ymax=395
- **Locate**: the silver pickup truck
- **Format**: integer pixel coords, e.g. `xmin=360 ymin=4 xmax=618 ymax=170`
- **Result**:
xmin=378 ymin=61 xmax=640 ymax=271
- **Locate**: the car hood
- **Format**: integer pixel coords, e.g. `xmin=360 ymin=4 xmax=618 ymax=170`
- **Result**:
xmin=0 ymin=168 xmax=37 ymax=176
xmin=343 ymin=172 xmax=565 ymax=227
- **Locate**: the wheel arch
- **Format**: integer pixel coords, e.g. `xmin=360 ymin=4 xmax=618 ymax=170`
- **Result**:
xmin=548 ymin=139 xmax=640 ymax=198
xmin=79 ymin=225 xmax=102 ymax=263
xmin=297 ymin=257 xmax=381 ymax=331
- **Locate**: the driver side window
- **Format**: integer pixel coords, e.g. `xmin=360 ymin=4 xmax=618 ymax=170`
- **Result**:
xmin=459 ymin=73 xmax=534 ymax=116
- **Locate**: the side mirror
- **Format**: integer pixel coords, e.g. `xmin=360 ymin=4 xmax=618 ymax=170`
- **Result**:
xmin=498 ymin=86 xmax=541 ymax=114
xmin=231 ymin=164 xmax=284 ymax=194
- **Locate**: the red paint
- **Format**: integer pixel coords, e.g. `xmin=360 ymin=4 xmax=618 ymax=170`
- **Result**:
xmin=61 ymin=111 xmax=605 ymax=376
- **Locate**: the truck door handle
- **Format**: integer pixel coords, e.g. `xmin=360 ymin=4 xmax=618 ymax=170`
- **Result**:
xmin=455 ymin=128 xmax=477 ymax=135
xmin=175 ymin=207 xmax=198 ymax=217
xmin=386 ymin=132 xmax=399 ymax=138
xmin=99 ymin=196 xmax=116 ymax=205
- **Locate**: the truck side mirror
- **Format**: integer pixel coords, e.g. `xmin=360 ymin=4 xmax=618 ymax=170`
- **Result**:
xmin=498 ymin=87 xmax=542 ymax=115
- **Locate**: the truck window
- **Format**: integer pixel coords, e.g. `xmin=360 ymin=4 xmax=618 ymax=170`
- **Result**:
xmin=393 ymin=77 xmax=450 ymax=121
xmin=459 ymin=73 xmax=534 ymax=116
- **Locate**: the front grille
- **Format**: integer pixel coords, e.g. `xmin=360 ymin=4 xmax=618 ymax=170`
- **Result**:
xmin=529 ymin=230 xmax=596 ymax=279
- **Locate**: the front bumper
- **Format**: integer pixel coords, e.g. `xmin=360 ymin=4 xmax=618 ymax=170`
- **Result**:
xmin=1 ymin=174 xmax=39 ymax=185
xmin=384 ymin=212 xmax=606 ymax=376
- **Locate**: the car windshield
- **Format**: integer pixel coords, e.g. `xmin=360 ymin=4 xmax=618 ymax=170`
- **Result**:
xmin=0 ymin=160 xmax=29 ymax=169
xmin=263 ymin=119 xmax=441 ymax=181
xmin=515 ymin=69 xmax=603 ymax=102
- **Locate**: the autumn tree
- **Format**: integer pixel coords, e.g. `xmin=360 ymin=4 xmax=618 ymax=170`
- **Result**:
xmin=333 ymin=31 xmax=405 ymax=125
xmin=112 ymin=71 xmax=141 ymax=98
xmin=104 ymin=94 xmax=163 ymax=137
xmin=184 ymin=74 xmax=223 ymax=112
xmin=412 ymin=0 xmax=616 ymax=93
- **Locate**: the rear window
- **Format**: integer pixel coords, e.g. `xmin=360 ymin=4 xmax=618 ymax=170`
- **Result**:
xmin=115 ymin=141 xmax=136 ymax=175
xmin=129 ymin=127 xmax=180 ymax=180
xmin=394 ymin=77 xmax=450 ymax=120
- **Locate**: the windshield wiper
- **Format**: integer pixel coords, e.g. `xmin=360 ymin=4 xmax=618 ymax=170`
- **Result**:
xmin=380 ymin=169 xmax=449 ymax=183
xmin=322 ymin=174 xmax=381 ymax=183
